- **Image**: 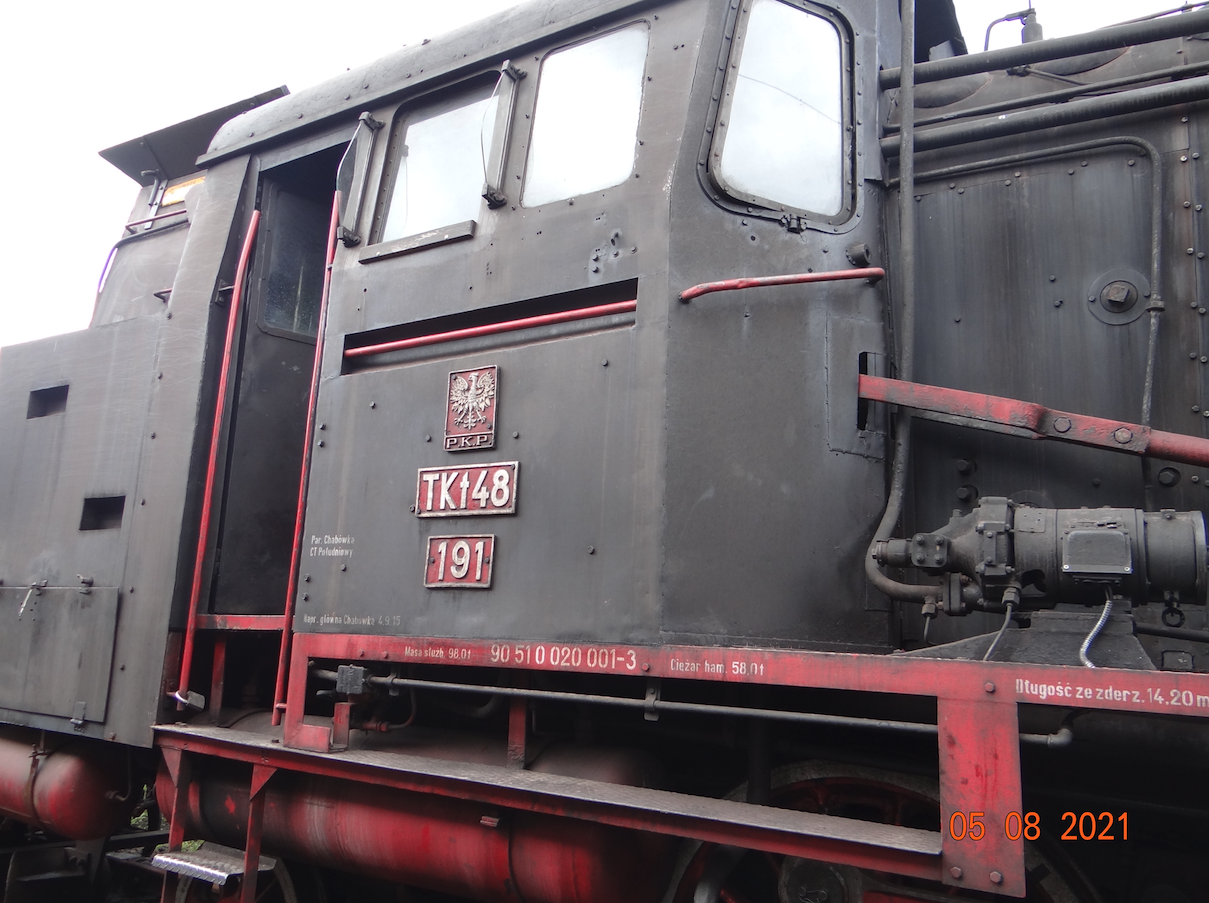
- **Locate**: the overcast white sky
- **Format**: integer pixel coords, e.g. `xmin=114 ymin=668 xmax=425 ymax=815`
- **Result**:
xmin=0 ymin=0 xmax=1190 ymax=350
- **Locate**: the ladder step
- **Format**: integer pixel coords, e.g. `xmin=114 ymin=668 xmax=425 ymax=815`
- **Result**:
xmin=152 ymin=843 xmax=276 ymax=885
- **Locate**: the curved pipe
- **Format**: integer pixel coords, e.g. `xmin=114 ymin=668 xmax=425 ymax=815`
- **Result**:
xmin=677 ymin=268 xmax=884 ymax=302
xmin=175 ymin=209 xmax=261 ymax=709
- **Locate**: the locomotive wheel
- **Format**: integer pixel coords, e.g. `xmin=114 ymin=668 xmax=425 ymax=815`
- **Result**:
xmin=665 ymin=762 xmax=1099 ymax=903
xmin=174 ymin=858 xmax=326 ymax=903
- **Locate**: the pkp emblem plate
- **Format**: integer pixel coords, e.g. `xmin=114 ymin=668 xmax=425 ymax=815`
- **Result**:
xmin=445 ymin=366 xmax=497 ymax=451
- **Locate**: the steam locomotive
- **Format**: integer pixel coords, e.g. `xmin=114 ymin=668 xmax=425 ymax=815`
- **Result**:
xmin=2 ymin=1 xmax=1208 ymax=901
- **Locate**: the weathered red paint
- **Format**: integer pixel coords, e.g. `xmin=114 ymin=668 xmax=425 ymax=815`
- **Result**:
xmin=195 ymin=614 xmax=286 ymax=631
xmin=156 ymin=750 xmax=676 ymax=903
xmin=286 ymin=632 xmax=1209 ymax=720
xmin=936 ymin=698 xmax=1023 ymax=896
xmin=0 ymin=727 xmax=135 ymax=840
xmin=344 ymin=299 xmax=638 ymax=358
xmin=677 ymin=267 xmax=885 ymax=301
xmin=858 ymin=374 xmax=1209 ymax=466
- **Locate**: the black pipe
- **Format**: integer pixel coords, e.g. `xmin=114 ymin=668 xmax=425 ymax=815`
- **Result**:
xmin=879 ymin=8 xmax=1209 ymax=88
xmin=311 ymin=668 xmax=1072 ymax=745
xmin=880 ymin=75 xmax=1209 ymax=156
xmin=1134 ymin=622 xmax=1209 ymax=644
xmin=883 ymin=61 xmax=1209 ymax=134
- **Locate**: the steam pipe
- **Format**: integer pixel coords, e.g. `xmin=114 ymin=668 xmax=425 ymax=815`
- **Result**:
xmin=880 ymin=75 xmax=1209 ymax=156
xmin=879 ymin=8 xmax=1209 ymax=88
xmin=866 ymin=0 xmax=936 ymax=604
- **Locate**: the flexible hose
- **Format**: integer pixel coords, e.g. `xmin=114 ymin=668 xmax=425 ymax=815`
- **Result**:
xmin=1079 ymin=595 xmax=1115 ymax=668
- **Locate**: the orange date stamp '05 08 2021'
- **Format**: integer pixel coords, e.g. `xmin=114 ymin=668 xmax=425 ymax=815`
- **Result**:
xmin=947 ymin=811 xmax=1129 ymax=842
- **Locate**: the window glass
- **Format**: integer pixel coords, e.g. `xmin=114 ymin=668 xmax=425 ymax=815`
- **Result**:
xmin=715 ymin=0 xmax=844 ymax=216
xmin=522 ymin=24 xmax=649 ymax=207
xmin=263 ymin=189 xmax=328 ymax=337
xmin=381 ymin=93 xmax=497 ymax=242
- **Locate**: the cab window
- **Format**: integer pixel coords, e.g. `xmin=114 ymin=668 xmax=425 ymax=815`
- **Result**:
xmin=378 ymin=88 xmax=498 ymax=243
xmin=711 ymin=0 xmax=848 ymax=219
xmin=522 ymin=24 xmax=649 ymax=207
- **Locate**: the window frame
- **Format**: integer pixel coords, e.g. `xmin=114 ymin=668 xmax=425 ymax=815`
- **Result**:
xmin=701 ymin=0 xmax=856 ymax=230
xmin=367 ymin=75 xmax=500 ymax=254
xmin=519 ymin=20 xmax=651 ymax=209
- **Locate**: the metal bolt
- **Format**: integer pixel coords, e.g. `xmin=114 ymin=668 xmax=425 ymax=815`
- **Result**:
xmin=990 ymin=872 xmax=1003 ymax=885
xmin=425 ymin=435 xmax=432 ymax=442
xmin=984 ymin=682 xmax=996 ymax=693
xmin=304 ymin=574 xmax=311 ymax=582
xmin=1048 ymin=275 xmax=1056 ymax=282
xmin=602 ymin=359 xmax=609 ymax=367
xmin=1014 ymin=171 xmax=1022 ymax=177
xmin=1182 ymin=155 xmax=1189 ymax=162
xmin=642 ymin=663 xmax=650 ymax=671
xmin=1194 ymin=476 xmax=1201 ymax=483
xmin=341 ymin=564 xmax=347 ymax=571
xmin=1188 ymin=248 xmax=1196 ymax=255
xmin=302 ymin=593 xmax=309 ymax=601
xmin=950 ymin=867 xmax=963 ymax=880
xmin=512 ymin=431 xmax=520 ymax=439
xmin=1054 ymin=299 xmax=1063 ymax=307
xmin=1186 ymin=201 xmax=1193 ymax=208
xmin=1093 ymin=478 xmax=1102 ymax=487
xmin=587 ymin=546 xmax=596 ymax=555
xmin=1114 ymin=428 xmax=1133 ymax=443
xmin=1053 ymin=417 xmax=1072 ymax=433
xmin=957 ymin=188 xmax=964 ymax=194
xmin=1192 ymin=353 xmax=1198 ymax=359
xmin=370 ymin=402 xmax=376 ymax=408
xmin=318 ymin=423 xmax=326 ymax=430
xmin=317 ymin=439 xmax=325 ymax=447
xmin=1128 ymin=159 xmax=1136 ymax=166
xmin=150 ymin=432 xmax=156 ymax=439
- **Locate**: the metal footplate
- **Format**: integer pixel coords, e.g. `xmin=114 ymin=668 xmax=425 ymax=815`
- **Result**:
xmin=152 ymin=842 xmax=276 ymax=886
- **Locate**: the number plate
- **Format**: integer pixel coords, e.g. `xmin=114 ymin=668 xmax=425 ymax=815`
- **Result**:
xmin=425 ymin=535 xmax=495 ymax=589
xmin=415 ymin=462 xmax=518 ymax=517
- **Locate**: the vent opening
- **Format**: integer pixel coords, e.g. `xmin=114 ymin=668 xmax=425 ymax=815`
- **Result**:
xmin=27 ymin=385 xmax=69 ymax=418
xmin=80 ymin=496 xmax=126 ymax=531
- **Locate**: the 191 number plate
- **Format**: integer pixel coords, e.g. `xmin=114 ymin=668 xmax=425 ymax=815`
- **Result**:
xmin=415 ymin=462 xmax=518 ymax=517
xmin=425 ymin=535 xmax=495 ymax=589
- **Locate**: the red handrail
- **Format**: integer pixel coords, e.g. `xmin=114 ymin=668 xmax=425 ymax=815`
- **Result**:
xmin=344 ymin=299 xmax=638 ymax=359
xmin=677 ymin=267 xmax=885 ymax=302
xmin=273 ymin=192 xmax=342 ymax=724
xmin=173 ymin=210 xmax=260 ymax=709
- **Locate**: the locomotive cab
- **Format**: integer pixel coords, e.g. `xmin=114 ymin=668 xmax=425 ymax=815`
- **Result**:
xmin=1 ymin=1 xmax=1209 ymax=902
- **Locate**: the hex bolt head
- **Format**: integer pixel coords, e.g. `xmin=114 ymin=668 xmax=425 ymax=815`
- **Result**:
xmin=587 ymin=546 xmax=596 ymax=555
xmin=990 ymin=872 xmax=1004 ymax=885
xmin=950 ymin=867 xmax=963 ymax=880
xmin=985 ymin=682 xmax=996 ymax=693
xmin=1114 ymin=428 xmax=1133 ymax=443
xmin=1053 ymin=417 xmax=1072 ymax=433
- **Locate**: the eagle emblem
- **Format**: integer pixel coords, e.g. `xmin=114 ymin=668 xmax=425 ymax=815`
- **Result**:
xmin=445 ymin=366 xmax=498 ymax=451
xmin=450 ymin=370 xmax=496 ymax=428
